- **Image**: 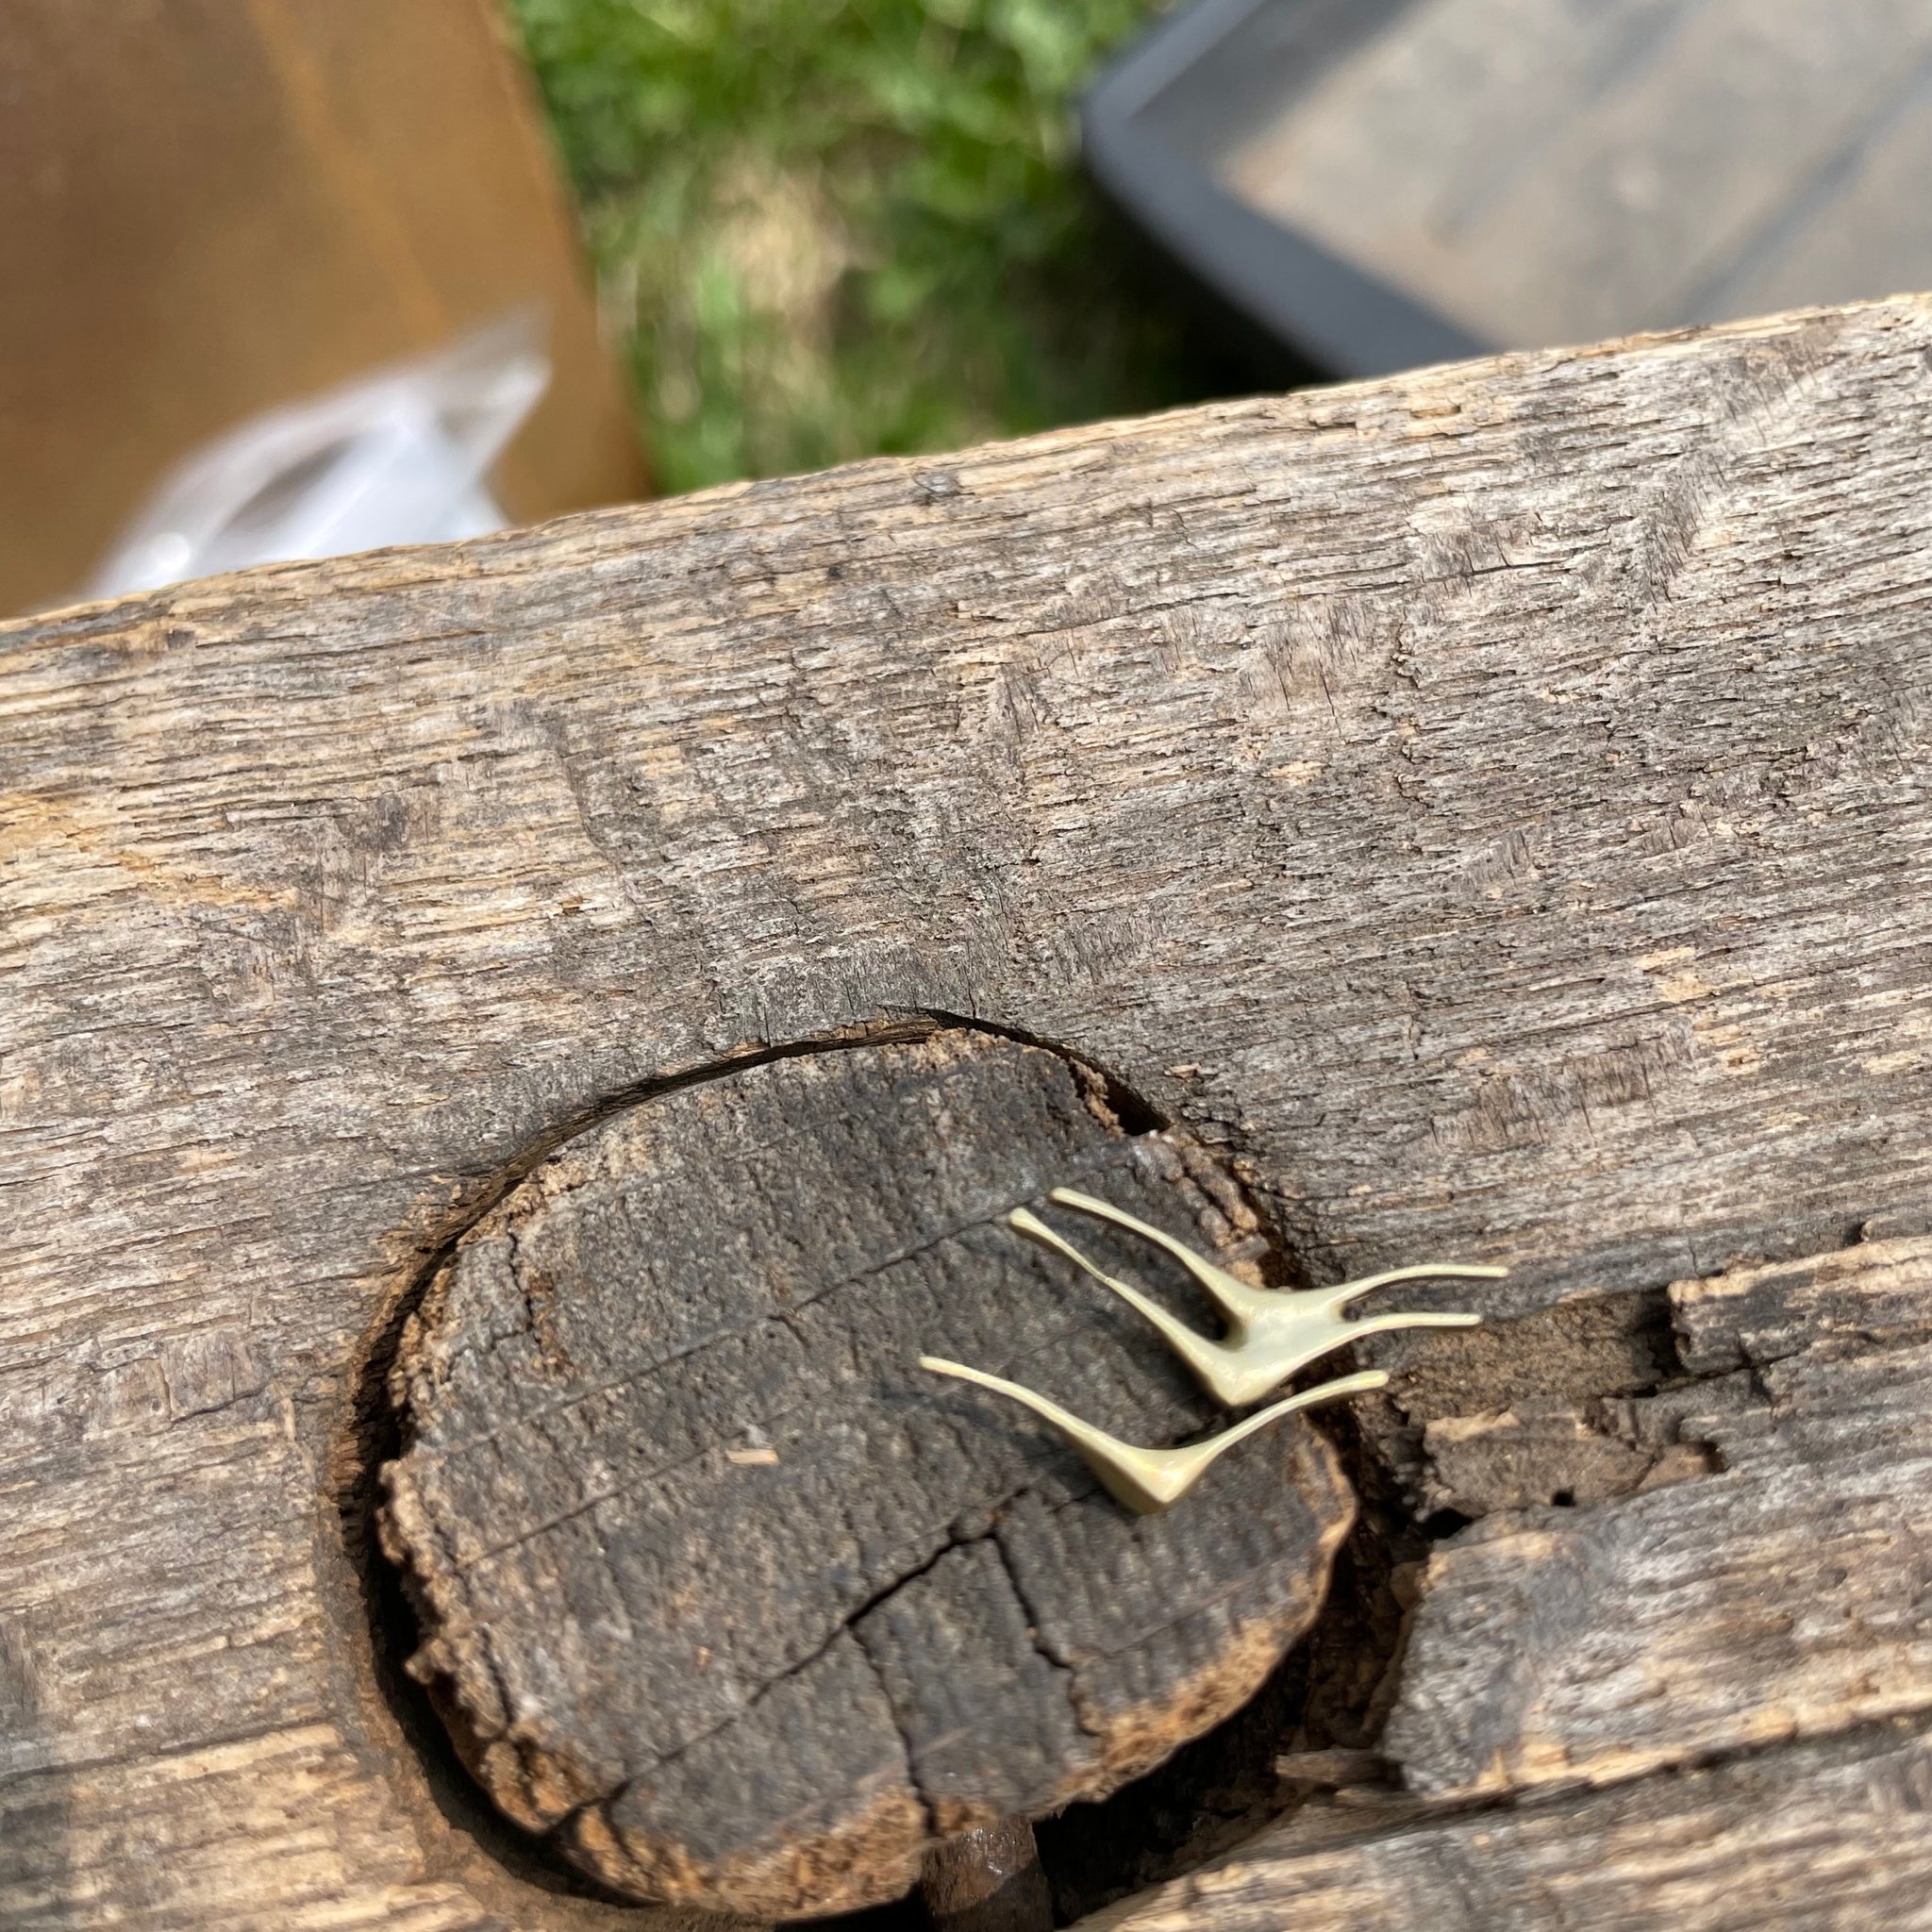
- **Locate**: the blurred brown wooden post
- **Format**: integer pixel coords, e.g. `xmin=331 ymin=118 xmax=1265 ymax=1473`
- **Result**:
xmin=0 ymin=0 xmax=646 ymax=616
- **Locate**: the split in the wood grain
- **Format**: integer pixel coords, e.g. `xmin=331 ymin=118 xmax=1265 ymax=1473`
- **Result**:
xmin=1010 ymin=1188 xmax=1501 ymax=1406
xmin=918 ymin=1356 xmax=1390 ymax=1514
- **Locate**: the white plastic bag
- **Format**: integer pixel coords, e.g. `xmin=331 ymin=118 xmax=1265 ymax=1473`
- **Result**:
xmin=87 ymin=312 xmax=549 ymax=599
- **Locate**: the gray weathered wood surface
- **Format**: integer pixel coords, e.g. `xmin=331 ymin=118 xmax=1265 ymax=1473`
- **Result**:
xmin=383 ymin=1031 xmax=1353 ymax=1916
xmin=1085 ymin=1712 xmax=1932 ymax=1932
xmin=1386 ymin=1234 xmax=1932 ymax=1798
xmin=7 ymin=291 xmax=1932 ymax=1927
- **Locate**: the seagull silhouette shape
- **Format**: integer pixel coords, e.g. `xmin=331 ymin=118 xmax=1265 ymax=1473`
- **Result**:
xmin=917 ymin=1357 xmax=1391 ymax=1514
xmin=1010 ymin=1189 xmax=1499 ymax=1408
xmin=919 ymin=1186 xmax=1504 ymax=1513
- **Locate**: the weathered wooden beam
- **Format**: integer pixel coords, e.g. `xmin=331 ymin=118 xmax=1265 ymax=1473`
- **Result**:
xmin=1083 ymin=1712 xmax=1932 ymax=1932
xmin=7 ymin=293 xmax=1932 ymax=1928
xmin=1384 ymin=1232 xmax=1932 ymax=1800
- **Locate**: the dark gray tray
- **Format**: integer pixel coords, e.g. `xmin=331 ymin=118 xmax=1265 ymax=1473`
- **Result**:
xmin=1085 ymin=0 xmax=1932 ymax=377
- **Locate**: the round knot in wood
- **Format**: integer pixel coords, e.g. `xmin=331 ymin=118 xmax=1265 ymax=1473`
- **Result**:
xmin=378 ymin=1032 xmax=1355 ymax=1917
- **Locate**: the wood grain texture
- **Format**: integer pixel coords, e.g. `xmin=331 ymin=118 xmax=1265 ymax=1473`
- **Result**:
xmin=382 ymin=1032 xmax=1354 ymax=1915
xmin=1084 ymin=1713 xmax=1932 ymax=1932
xmin=7 ymin=292 xmax=1932 ymax=1926
xmin=1383 ymin=1231 xmax=1932 ymax=1800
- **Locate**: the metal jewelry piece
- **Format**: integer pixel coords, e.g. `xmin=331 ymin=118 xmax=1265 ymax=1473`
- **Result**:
xmin=917 ymin=1357 xmax=1389 ymax=1515
xmin=919 ymin=1186 xmax=1505 ymax=1513
xmin=1010 ymin=1188 xmax=1501 ymax=1408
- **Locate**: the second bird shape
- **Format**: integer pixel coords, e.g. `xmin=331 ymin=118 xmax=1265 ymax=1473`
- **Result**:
xmin=919 ymin=1186 xmax=1503 ymax=1513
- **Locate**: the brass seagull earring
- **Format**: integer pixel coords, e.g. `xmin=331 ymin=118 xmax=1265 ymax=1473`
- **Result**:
xmin=917 ymin=1357 xmax=1390 ymax=1515
xmin=920 ymin=1187 xmax=1503 ymax=1514
xmin=1012 ymin=1189 xmax=1498 ymax=1407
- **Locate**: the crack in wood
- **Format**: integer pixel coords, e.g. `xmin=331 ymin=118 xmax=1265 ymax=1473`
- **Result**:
xmin=368 ymin=1028 xmax=1363 ymax=1917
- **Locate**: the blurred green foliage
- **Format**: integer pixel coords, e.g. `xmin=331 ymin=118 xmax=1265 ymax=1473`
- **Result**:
xmin=508 ymin=0 xmax=1202 ymax=491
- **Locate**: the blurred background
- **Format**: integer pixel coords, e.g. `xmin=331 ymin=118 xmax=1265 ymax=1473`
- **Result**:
xmin=7 ymin=0 xmax=1931 ymax=617
xmin=515 ymin=0 xmax=1219 ymax=491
